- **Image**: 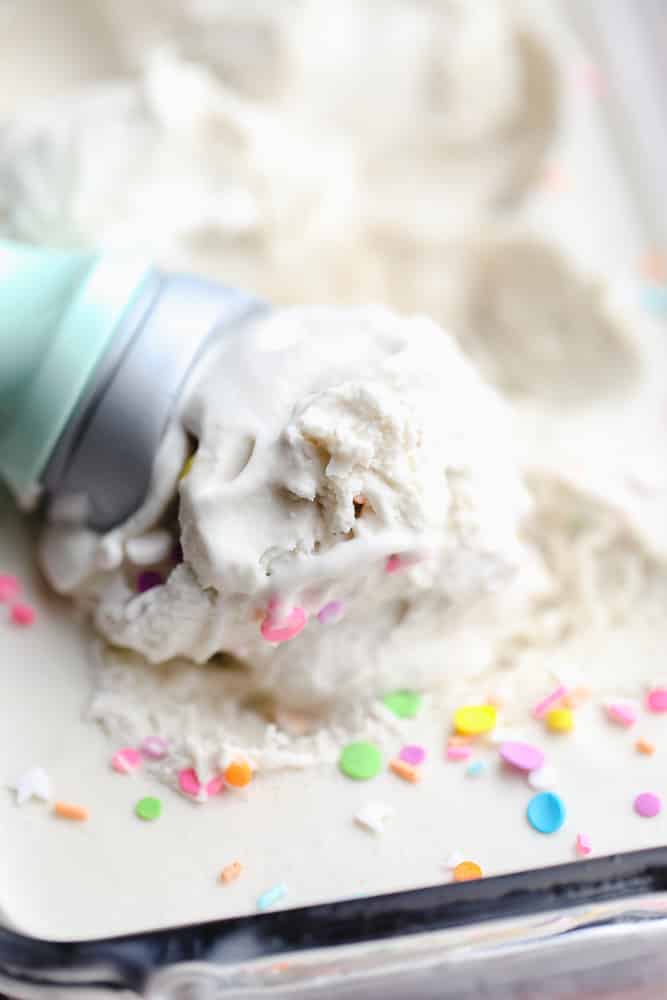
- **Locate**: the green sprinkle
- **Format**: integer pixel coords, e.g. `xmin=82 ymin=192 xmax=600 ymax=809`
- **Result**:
xmin=382 ymin=689 xmax=422 ymax=719
xmin=339 ymin=741 xmax=382 ymax=780
xmin=135 ymin=796 xmax=162 ymax=821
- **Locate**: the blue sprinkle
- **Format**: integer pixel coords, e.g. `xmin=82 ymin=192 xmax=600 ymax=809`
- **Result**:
xmin=257 ymin=883 xmax=288 ymax=912
xmin=466 ymin=760 xmax=486 ymax=777
xmin=640 ymin=285 xmax=667 ymax=317
xmin=527 ymin=791 xmax=566 ymax=834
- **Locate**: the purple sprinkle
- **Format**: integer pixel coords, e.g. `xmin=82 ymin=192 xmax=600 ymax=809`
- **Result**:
xmin=137 ymin=570 xmax=163 ymax=594
xmin=140 ymin=736 xmax=169 ymax=760
xmin=634 ymin=791 xmax=662 ymax=818
xmin=398 ymin=744 xmax=426 ymax=766
xmin=317 ymin=600 xmax=344 ymax=625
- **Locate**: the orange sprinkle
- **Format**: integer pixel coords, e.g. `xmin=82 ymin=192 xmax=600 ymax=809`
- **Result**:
xmin=54 ymin=801 xmax=89 ymax=822
xmin=219 ymin=861 xmax=243 ymax=884
xmin=448 ymin=735 xmax=473 ymax=747
xmin=640 ymin=251 xmax=667 ymax=284
xmin=225 ymin=760 xmax=253 ymax=788
xmin=635 ymin=738 xmax=656 ymax=756
xmin=453 ymin=861 xmax=483 ymax=882
xmin=563 ymin=686 xmax=591 ymax=709
xmin=390 ymin=759 xmax=420 ymax=783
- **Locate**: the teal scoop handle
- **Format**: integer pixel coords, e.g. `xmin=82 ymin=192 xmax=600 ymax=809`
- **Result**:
xmin=0 ymin=238 xmax=264 ymax=529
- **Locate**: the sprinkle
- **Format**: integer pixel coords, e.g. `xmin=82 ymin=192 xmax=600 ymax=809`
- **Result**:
xmin=640 ymin=250 xmax=667 ymax=284
xmin=635 ymin=738 xmax=655 ymax=756
xmin=448 ymin=735 xmax=472 ymax=747
xmin=646 ymin=688 xmax=667 ymax=713
xmin=260 ymin=600 xmax=307 ymax=643
xmin=317 ymin=600 xmax=344 ymax=625
xmin=225 ymin=760 xmax=253 ymax=788
xmin=562 ymin=686 xmax=591 ymax=709
xmin=10 ymin=767 xmax=50 ymax=805
xmin=178 ymin=768 xmax=225 ymax=801
xmin=444 ymin=851 xmax=466 ymax=869
xmin=528 ymin=765 xmax=558 ymax=790
xmin=0 ymin=574 xmax=20 ymax=603
xmin=447 ymin=745 xmax=472 ymax=762
xmin=382 ymin=689 xmax=422 ymax=719
xmin=339 ymin=741 xmax=383 ymax=781
xmin=545 ymin=708 xmax=574 ymax=733
xmin=257 ymin=884 xmax=287 ymax=912
xmin=385 ymin=554 xmax=405 ymax=574
xmin=137 ymin=570 xmax=163 ymax=594
xmin=398 ymin=744 xmax=426 ymax=766
xmin=140 ymin=736 xmax=169 ymax=760
xmin=533 ymin=685 xmax=568 ymax=719
xmin=10 ymin=602 xmax=35 ymax=626
xmin=466 ymin=760 xmax=486 ymax=777
xmin=575 ymin=833 xmax=592 ymax=857
xmin=54 ymin=801 xmax=89 ymax=822
xmin=454 ymin=704 xmax=497 ymax=736
xmin=125 ymin=531 xmax=173 ymax=566
xmin=220 ymin=862 xmax=243 ymax=884
xmin=606 ymin=701 xmax=638 ymax=727
xmin=453 ymin=861 xmax=483 ymax=882
xmin=354 ymin=801 xmax=395 ymax=834
xmin=111 ymin=748 xmax=142 ymax=774
xmin=634 ymin=791 xmax=662 ymax=818
xmin=641 ymin=285 xmax=667 ymax=317
xmin=390 ymin=758 xmax=420 ymax=783
xmin=527 ymin=791 xmax=566 ymax=834
xmin=135 ymin=796 xmax=162 ymax=821
xmin=500 ymin=741 xmax=545 ymax=773
xmin=179 ymin=453 xmax=195 ymax=480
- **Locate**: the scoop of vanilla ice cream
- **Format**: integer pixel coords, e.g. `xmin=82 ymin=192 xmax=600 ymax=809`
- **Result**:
xmin=42 ymin=304 xmax=532 ymax=707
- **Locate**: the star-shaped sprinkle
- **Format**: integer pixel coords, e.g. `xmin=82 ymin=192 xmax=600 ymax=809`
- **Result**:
xmin=10 ymin=767 xmax=51 ymax=805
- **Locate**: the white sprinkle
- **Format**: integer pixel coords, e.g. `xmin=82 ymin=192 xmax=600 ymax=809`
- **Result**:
xmin=355 ymin=801 xmax=395 ymax=835
xmin=125 ymin=531 xmax=173 ymax=566
xmin=528 ymin=765 xmax=558 ymax=790
xmin=10 ymin=767 xmax=51 ymax=805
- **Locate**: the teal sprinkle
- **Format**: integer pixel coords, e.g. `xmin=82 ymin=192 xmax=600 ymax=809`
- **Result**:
xmin=640 ymin=285 xmax=667 ymax=317
xmin=466 ymin=760 xmax=486 ymax=777
xmin=257 ymin=883 xmax=288 ymax=912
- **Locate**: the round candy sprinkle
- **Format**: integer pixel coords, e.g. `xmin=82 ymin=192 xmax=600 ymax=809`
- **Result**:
xmin=545 ymin=708 xmax=574 ymax=733
xmin=178 ymin=768 xmax=225 ymax=801
xmin=137 ymin=570 xmax=163 ymax=594
xmin=140 ymin=736 xmax=169 ymax=760
xmin=135 ymin=796 xmax=162 ymax=821
xmin=339 ymin=741 xmax=382 ymax=780
xmin=317 ymin=600 xmax=344 ymax=625
xmin=576 ymin=833 xmax=592 ymax=857
xmin=453 ymin=861 xmax=482 ymax=882
xmin=225 ymin=760 xmax=253 ymax=788
xmin=634 ymin=792 xmax=662 ymax=818
xmin=260 ymin=601 xmax=307 ymax=643
xmin=454 ymin=704 xmax=497 ymax=736
xmin=500 ymin=741 xmax=545 ymax=773
xmin=0 ymin=574 xmax=20 ymax=603
xmin=382 ymin=690 xmax=422 ymax=719
xmin=527 ymin=792 xmax=566 ymax=834
xmin=646 ymin=688 xmax=667 ymax=713
xmin=10 ymin=602 xmax=35 ymax=626
xmin=398 ymin=744 xmax=426 ymax=766
xmin=111 ymin=747 xmax=142 ymax=774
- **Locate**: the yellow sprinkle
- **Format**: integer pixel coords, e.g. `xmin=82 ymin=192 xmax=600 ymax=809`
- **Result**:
xmin=546 ymin=707 xmax=574 ymax=733
xmin=454 ymin=705 xmax=497 ymax=736
xmin=179 ymin=454 xmax=195 ymax=481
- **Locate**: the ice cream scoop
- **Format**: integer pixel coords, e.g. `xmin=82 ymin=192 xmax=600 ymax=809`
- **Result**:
xmin=0 ymin=238 xmax=265 ymax=529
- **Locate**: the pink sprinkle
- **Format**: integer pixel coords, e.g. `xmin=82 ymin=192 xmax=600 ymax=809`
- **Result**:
xmin=576 ymin=833 xmax=592 ymax=857
xmin=111 ymin=748 xmax=142 ymax=774
xmin=533 ymin=685 xmax=568 ymax=719
xmin=0 ymin=574 xmax=20 ymax=603
xmin=137 ymin=571 xmax=163 ymax=594
xmin=646 ymin=688 xmax=667 ymax=713
xmin=260 ymin=600 xmax=307 ymax=643
xmin=634 ymin=791 xmax=662 ymax=818
xmin=399 ymin=744 xmax=426 ymax=766
xmin=447 ymin=745 xmax=472 ymax=762
xmin=385 ymin=554 xmax=404 ymax=574
xmin=10 ymin=602 xmax=35 ymax=626
xmin=178 ymin=768 xmax=225 ymax=801
xmin=317 ymin=601 xmax=344 ymax=625
xmin=606 ymin=702 xmax=638 ymax=727
xmin=140 ymin=736 xmax=169 ymax=760
xmin=500 ymin=741 xmax=545 ymax=773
